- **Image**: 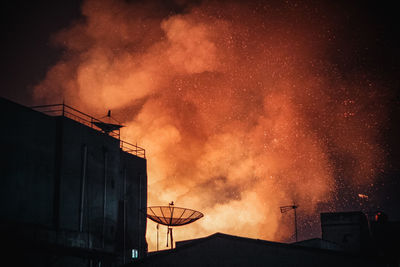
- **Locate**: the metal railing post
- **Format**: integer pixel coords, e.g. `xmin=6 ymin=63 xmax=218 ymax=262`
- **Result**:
xmin=31 ymin=103 xmax=146 ymax=158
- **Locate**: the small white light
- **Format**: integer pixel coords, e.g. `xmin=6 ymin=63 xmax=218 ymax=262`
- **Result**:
xmin=132 ymin=249 xmax=138 ymax=259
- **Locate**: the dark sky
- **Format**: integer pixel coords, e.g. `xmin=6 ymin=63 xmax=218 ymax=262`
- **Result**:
xmin=1 ymin=0 xmax=82 ymax=105
xmin=1 ymin=1 xmax=399 ymax=99
xmin=1 ymin=0 xmax=399 ymax=107
xmin=1 ymin=0 xmax=399 ymax=231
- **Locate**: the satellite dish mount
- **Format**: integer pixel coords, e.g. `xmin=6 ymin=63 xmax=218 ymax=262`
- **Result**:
xmin=147 ymin=201 xmax=203 ymax=250
xmin=166 ymin=202 xmax=174 ymax=248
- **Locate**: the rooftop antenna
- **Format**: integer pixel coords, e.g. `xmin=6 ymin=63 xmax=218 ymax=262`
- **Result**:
xmin=280 ymin=203 xmax=299 ymax=242
xmin=146 ymin=202 xmax=204 ymax=249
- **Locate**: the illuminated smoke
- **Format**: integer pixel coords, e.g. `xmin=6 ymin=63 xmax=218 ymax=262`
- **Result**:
xmin=34 ymin=0 xmax=388 ymax=250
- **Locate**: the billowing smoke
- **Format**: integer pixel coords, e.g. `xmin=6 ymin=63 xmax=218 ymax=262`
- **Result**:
xmin=35 ymin=0 xmax=388 ymax=250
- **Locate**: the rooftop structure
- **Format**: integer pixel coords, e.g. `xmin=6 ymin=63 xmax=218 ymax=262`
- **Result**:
xmin=31 ymin=103 xmax=145 ymax=158
xmin=132 ymin=232 xmax=381 ymax=267
xmin=0 ymin=97 xmax=148 ymax=266
xmin=131 ymin=211 xmax=399 ymax=267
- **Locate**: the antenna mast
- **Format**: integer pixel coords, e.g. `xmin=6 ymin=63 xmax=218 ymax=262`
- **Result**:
xmin=280 ymin=204 xmax=299 ymax=242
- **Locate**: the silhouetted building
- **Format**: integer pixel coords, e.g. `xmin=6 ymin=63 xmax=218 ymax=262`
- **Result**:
xmin=131 ymin=232 xmax=381 ymax=267
xmin=319 ymin=211 xmax=400 ymax=265
xmin=130 ymin=211 xmax=399 ymax=267
xmin=0 ymin=97 xmax=147 ymax=266
xmin=321 ymin=211 xmax=371 ymax=252
xmin=370 ymin=212 xmax=400 ymax=266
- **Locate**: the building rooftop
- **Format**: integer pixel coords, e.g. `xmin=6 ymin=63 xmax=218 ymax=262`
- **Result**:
xmin=31 ymin=102 xmax=145 ymax=158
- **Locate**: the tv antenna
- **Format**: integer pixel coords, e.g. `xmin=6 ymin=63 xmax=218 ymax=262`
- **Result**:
xmin=280 ymin=203 xmax=299 ymax=242
xmin=146 ymin=202 xmax=204 ymax=249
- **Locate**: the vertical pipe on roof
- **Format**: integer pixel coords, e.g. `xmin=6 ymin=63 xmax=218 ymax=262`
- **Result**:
xmin=79 ymin=144 xmax=87 ymax=232
xmin=138 ymin=173 xmax=142 ymax=257
xmin=123 ymin=167 xmax=127 ymax=264
xmin=102 ymin=149 xmax=108 ymax=249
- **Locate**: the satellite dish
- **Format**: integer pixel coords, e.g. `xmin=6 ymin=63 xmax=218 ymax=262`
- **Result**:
xmin=147 ymin=202 xmax=204 ymax=249
xmin=93 ymin=121 xmax=124 ymax=134
xmin=94 ymin=109 xmax=124 ymax=135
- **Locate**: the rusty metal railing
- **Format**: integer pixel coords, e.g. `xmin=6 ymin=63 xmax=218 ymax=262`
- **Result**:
xmin=120 ymin=140 xmax=146 ymax=158
xmin=31 ymin=103 xmax=145 ymax=158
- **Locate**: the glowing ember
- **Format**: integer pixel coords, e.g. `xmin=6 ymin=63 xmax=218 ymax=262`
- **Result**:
xmin=34 ymin=0 xmax=388 ymax=250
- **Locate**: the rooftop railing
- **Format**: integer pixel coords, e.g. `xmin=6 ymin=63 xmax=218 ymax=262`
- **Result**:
xmin=31 ymin=103 xmax=145 ymax=159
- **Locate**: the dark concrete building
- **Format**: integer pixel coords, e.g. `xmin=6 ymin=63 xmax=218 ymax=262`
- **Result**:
xmin=131 ymin=232 xmax=380 ymax=267
xmin=130 ymin=211 xmax=399 ymax=267
xmin=0 ymin=97 xmax=147 ymax=266
xmin=321 ymin=211 xmax=371 ymax=252
xmin=319 ymin=211 xmax=400 ymax=264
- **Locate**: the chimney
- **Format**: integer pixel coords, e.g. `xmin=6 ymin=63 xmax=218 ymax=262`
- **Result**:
xmin=321 ymin=211 xmax=371 ymax=253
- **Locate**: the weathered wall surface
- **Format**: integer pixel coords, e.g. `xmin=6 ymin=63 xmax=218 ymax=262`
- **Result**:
xmin=0 ymin=97 xmax=56 ymax=227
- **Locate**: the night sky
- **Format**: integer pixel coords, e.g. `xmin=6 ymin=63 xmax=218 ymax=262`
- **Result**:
xmin=1 ymin=0 xmax=399 ymax=248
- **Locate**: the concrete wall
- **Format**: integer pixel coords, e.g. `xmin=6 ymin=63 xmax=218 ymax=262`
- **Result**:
xmin=0 ymin=97 xmax=147 ymax=265
xmin=321 ymin=211 xmax=371 ymax=252
xmin=56 ymin=116 xmax=124 ymax=250
xmin=0 ymin=97 xmax=56 ymax=227
xmin=120 ymin=152 xmax=147 ymax=258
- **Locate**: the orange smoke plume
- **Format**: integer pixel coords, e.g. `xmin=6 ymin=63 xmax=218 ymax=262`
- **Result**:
xmin=34 ymin=0 xmax=387 ymax=250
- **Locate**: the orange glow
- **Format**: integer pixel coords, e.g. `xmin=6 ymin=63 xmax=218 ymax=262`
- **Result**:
xmin=34 ymin=0 xmax=387 ymax=251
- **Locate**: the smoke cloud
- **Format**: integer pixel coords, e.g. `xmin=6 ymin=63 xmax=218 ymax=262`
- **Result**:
xmin=35 ymin=0 xmax=388 ymax=250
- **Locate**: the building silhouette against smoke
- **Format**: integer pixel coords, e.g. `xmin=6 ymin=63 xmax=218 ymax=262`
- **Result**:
xmin=1 ymin=97 xmax=399 ymax=267
xmin=130 ymin=211 xmax=399 ymax=267
xmin=0 ymin=97 xmax=147 ymax=266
